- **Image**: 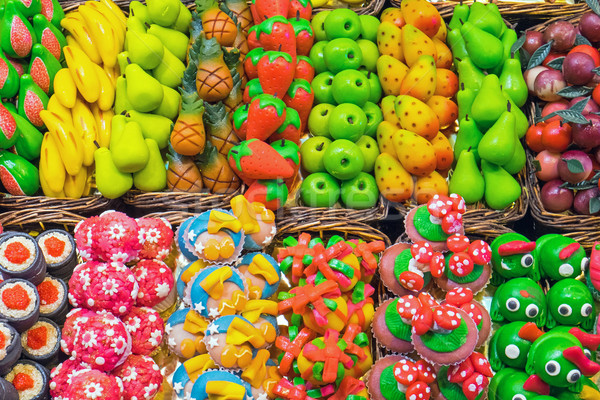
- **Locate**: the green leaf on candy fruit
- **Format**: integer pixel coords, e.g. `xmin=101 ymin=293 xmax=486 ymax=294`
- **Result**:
xmin=570 ymin=96 xmax=591 ymax=114
xmin=590 ymin=197 xmax=600 ymax=214
xmin=556 ymin=86 xmax=593 ymax=98
xmin=534 ymin=101 xmax=542 ymax=120
xmin=587 ymin=0 xmax=600 ymax=17
xmin=527 ymin=40 xmax=553 ymax=70
xmin=546 ymin=56 xmax=565 ymax=70
xmin=532 ymin=159 xmax=542 ymax=172
xmin=564 ymin=158 xmax=585 ymax=174
xmin=575 ymin=34 xmax=593 ymax=46
xmin=593 ymin=66 xmax=600 ymax=76
xmin=510 ymin=34 xmax=526 ymax=60
xmin=555 ymin=109 xmax=591 ymax=124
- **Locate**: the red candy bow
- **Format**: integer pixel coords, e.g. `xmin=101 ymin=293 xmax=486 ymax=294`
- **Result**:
xmin=278 ymin=281 xmax=341 ymax=326
xmin=273 ymin=378 xmax=316 ymax=400
xmin=353 ymin=240 xmax=385 ymax=276
xmin=276 ymin=327 xmax=315 ymax=375
xmin=304 ymin=242 xmax=349 ymax=282
xmin=278 ymin=233 xmax=314 ymax=283
xmin=302 ymin=329 xmax=354 ymax=384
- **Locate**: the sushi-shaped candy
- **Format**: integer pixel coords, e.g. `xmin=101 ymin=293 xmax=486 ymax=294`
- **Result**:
xmin=49 ymin=358 xmax=90 ymax=398
xmin=132 ymin=260 xmax=176 ymax=312
xmin=4 ymin=360 xmax=50 ymax=400
xmin=112 ymin=354 xmax=162 ymax=400
xmin=166 ymin=308 xmax=209 ymax=359
xmin=236 ymin=253 xmax=280 ymax=300
xmin=172 ymin=354 xmax=217 ymax=399
xmin=230 ymin=195 xmax=277 ymax=251
xmin=0 ymin=321 xmax=21 ymax=375
xmin=36 ymin=230 xmax=77 ymax=280
xmin=62 ymin=369 xmax=124 ymax=400
xmin=0 ymin=279 xmax=40 ymax=332
xmin=122 ymin=307 xmax=164 ymax=356
xmin=36 ymin=276 xmax=68 ymax=324
xmin=190 ymin=369 xmax=253 ymax=400
xmin=68 ymin=261 xmax=139 ymax=316
xmin=0 ymin=377 xmax=18 ymax=400
xmin=90 ymin=211 xmax=142 ymax=263
xmin=70 ymin=311 xmax=131 ymax=371
xmin=203 ymin=315 xmax=266 ymax=369
xmin=178 ymin=210 xmax=245 ymax=265
xmin=136 ymin=217 xmax=174 ymax=261
xmin=0 ymin=232 xmax=47 ymax=286
xmin=21 ymin=318 xmax=61 ymax=366
xmin=186 ymin=265 xmax=247 ymax=319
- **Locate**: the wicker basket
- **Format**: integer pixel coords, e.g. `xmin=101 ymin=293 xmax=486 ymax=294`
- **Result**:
xmin=281 ymin=192 xmax=388 ymax=223
xmin=0 ymin=209 xmax=86 ymax=233
xmin=313 ymin=0 xmax=385 ymax=16
xmin=0 ymin=194 xmax=118 ymax=216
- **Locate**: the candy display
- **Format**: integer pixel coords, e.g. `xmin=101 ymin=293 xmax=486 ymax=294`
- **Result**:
xmin=35 ymin=230 xmax=77 ymax=281
xmin=37 ymin=275 xmax=69 ymax=324
xmin=0 ymin=232 xmax=47 ymax=286
xmin=20 ymin=318 xmax=61 ymax=366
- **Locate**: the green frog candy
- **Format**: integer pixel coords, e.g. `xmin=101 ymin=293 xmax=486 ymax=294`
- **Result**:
xmin=488 ymin=321 xmax=533 ymax=372
xmin=523 ymin=329 xmax=600 ymax=395
xmin=490 ymin=232 xmax=539 ymax=286
xmin=553 ymin=376 xmax=600 ymax=400
xmin=488 ymin=368 xmax=537 ymax=400
xmin=490 ymin=277 xmax=546 ymax=327
xmin=535 ymin=235 xmax=588 ymax=281
xmin=546 ymin=279 xmax=595 ymax=331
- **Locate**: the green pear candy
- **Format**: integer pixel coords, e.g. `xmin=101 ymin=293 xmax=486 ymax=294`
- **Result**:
xmin=467 ymin=1 xmax=503 ymax=38
xmin=478 ymin=107 xmax=517 ymax=166
xmin=110 ymin=120 xmax=149 ymax=173
xmin=449 ymin=149 xmax=484 ymax=204
xmin=126 ymin=63 xmax=164 ymax=113
xmin=502 ymin=137 xmax=526 ymax=175
xmin=94 ymin=147 xmax=133 ymax=199
xmin=454 ymin=115 xmax=483 ymax=165
xmin=170 ymin=2 xmax=192 ymax=33
xmin=457 ymin=84 xmax=475 ymax=121
xmin=133 ymin=138 xmax=166 ymax=191
xmin=471 ymin=74 xmax=506 ymax=130
xmin=153 ymin=84 xmax=181 ymax=121
xmin=500 ymin=58 xmax=528 ymax=108
xmin=481 ymin=160 xmax=522 ymax=210
xmin=147 ymin=24 xmax=189 ymax=62
xmin=447 ymin=28 xmax=468 ymax=65
xmin=146 ymin=0 xmax=180 ymax=27
xmin=125 ymin=30 xmax=164 ymax=70
xmin=456 ymin=57 xmax=484 ymax=93
xmin=503 ymin=93 xmax=528 ymax=139
xmin=461 ymin=21 xmax=503 ymax=70
xmin=448 ymin=4 xmax=469 ymax=31
xmin=152 ymin=46 xmax=186 ymax=88
xmin=114 ymin=76 xmax=133 ymax=115
xmin=127 ymin=110 xmax=173 ymax=149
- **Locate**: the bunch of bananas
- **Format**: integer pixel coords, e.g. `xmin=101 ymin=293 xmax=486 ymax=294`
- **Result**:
xmin=40 ymin=0 xmax=126 ymax=198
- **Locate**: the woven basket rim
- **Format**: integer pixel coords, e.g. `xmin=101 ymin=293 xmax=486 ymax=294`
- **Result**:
xmin=0 ymin=209 xmax=86 ymax=231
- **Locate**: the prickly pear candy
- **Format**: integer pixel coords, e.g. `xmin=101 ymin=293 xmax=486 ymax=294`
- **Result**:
xmin=375 ymin=153 xmax=413 ymax=202
xmin=0 ymin=150 xmax=39 ymax=195
xmin=0 ymin=102 xmax=18 ymax=149
xmin=401 ymin=24 xmax=436 ymax=67
xmin=1 ymin=1 xmax=37 ymax=59
xmin=18 ymin=74 xmax=49 ymax=129
xmin=380 ymin=96 xmax=401 ymax=128
xmin=376 ymin=121 xmax=397 ymax=157
xmin=28 ymin=43 xmax=61 ymax=95
xmin=377 ymin=56 xmax=408 ymax=96
xmin=430 ymin=132 xmax=454 ymax=171
xmin=392 ymin=129 xmax=437 ymax=177
xmin=400 ymin=0 xmax=442 ymax=38
xmin=377 ymin=22 xmax=403 ymax=61
xmin=0 ymin=51 xmax=19 ymax=98
xmin=433 ymin=38 xmax=452 ymax=69
xmin=400 ymin=55 xmax=436 ymax=102
xmin=32 ymin=14 xmax=67 ymax=62
xmin=435 ymin=69 xmax=459 ymax=98
xmin=395 ymin=95 xmax=439 ymax=140
xmin=415 ymin=171 xmax=448 ymax=204
xmin=380 ymin=8 xmax=406 ymax=29
xmin=427 ymin=96 xmax=458 ymax=129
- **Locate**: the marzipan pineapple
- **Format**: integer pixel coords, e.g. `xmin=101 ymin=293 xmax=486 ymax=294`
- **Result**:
xmin=166 ymin=144 xmax=204 ymax=192
xmin=195 ymin=32 xmax=233 ymax=103
xmin=195 ymin=0 xmax=237 ymax=47
xmin=196 ymin=141 xmax=240 ymax=193
xmin=203 ymin=101 xmax=239 ymax=156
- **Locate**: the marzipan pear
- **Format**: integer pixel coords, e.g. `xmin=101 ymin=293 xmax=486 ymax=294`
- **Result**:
xmin=481 ymin=160 xmax=522 ymax=210
xmin=449 ymin=149 xmax=484 ymax=204
xmin=133 ymin=138 xmax=167 ymax=191
xmin=111 ymin=120 xmax=149 ymax=173
xmin=94 ymin=147 xmax=133 ymax=199
xmin=126 ymin=63 xmax=164 ymax=113
xmin=477 ymin=107 xmax=516 ymax=166
xmin=127 ymin=110 xmax=173 ymax=149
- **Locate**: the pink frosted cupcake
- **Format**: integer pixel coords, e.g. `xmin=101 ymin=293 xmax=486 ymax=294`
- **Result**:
xmin=112 ymin=354 xmax=162 ymax=400
xmin=62 ymin=369 xmax=124 ymax=400
xmin=132 ymin=260 xmax=176 ymax=312
xmin=68 ymin=261 xmax=138 ymax=316
xmin=74 ymin=217 xmax=101 ymax=262
xmin=122 ymin=307 xmax=164 ymax=356
xmin=92 ymin=211 xmax=142 ymax=263
xmin=50 ymin=358 xmax=90 ymax=398
xmin=71 ymin=311 xmax=131 ymax=371
xmin=136 ymin=218 xmax=174 ymax=261
xmin=60 ymin=308 xmax=96 ymax=356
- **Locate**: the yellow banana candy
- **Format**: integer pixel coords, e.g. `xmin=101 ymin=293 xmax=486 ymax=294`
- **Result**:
xmin=64 ymin=168 xmax=87 ymax=199
xmin=53 ymin=69 xmax=77 ymax=109
xmin=91 ymin=103 xmax=113 ymax=148
xmin=40 ymin=110 xmax=85 ymax=176
xmin=64 ymin=45 xmax=101 ymax=104
xmin=40 ymin=170 xmax=66 ymax=198
xmin=61 ymin=14 xmax=102 ymax=65
xmin=71 ymin=97 xmax=98 ymax=167
xmin=99 ymin=0 xmax=127 ymax=27
xmin=47 ymin=94 xmax=73 ymax=125
xmin=79 ymin=4 xmax=120 ymax=68
xmin=104 ymin=64 xmax=120 ymax=87
xmin=83 ymin=165 xmax=94 ymax=196
xmin=66 ymin=35 xmax=84 ymax=53
xmin=39 ymin=132 xmax=66 ymax=194
xmin=87 ymin=1 xmax=126 ymax=45
xmin=92 ymin=63 xmax=116 ymax=111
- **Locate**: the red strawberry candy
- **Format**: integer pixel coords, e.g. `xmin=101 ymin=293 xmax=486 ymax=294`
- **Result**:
xmin=247 ymin=26 xmax=261 ymax=50
xmin=271 ymin=138 xmax=300 ymax=188
xmin=258 ymin=51 xmax=295 ymax=99
xmin=256 ymin=16 xmax=296 ymax=57
xmin=447 ymin=234 xmax=470 ymax=253
xmin=244 ymin=48 xmax=265 ymax=79
xmin=244 ymin=179 xmax=288 ymax=211
xmin=288 ymin=15 xmax=314 ymax=57
xmin=252 ymin=0 xmax=289 ymax=23
xmin=269 ymin=107 xmax=301 ymax=144
xmin=295 ymin=55 xmax=315 ymax=82
xmin=288 ymin=0 xmax=312 ymax=20
xmin=228 ymin=139 xmax=294 ymax=181
xmin=232 ymin=104 xmax=249 ymax=140
xmin=468 ymin=240 xmax=492 ymax=265
xmin=283 ymin=79 xmax=314 ymax=132
xmin=246 ymin=94 xmax=287 ymax=141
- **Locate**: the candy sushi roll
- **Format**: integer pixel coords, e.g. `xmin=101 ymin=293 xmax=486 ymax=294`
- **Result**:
xmin=0 ymin=233 xmax=47 ymax=286
xmin=0 ymin=376 xmax=18 ymax=400
xmin=36 ymin=230 xmax=77 ymax=281
xmin=3 ymin=359 xmax=50 ymax=400
xmin=21 ymin=318 xmax=61 ymax=366
xmin=0 ymin=321 xmax=21 ymax=375
xmin=0 ymin=279 xmax=40 ymax=332
xmin=36 ymin=276 xmax=68 ymax=324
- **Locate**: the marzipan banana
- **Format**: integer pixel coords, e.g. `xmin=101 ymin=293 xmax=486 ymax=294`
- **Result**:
xmin=87 ymin=1 xmax=126 ymax=44
xmin=40 ymin=170 xmax=66 ymax=198
xmin=47 ymin=94 xmax=74 ymax=125
xmin=71 ymin=97 xmax=98 ymax=167
xmin=99 ymin=0 xmax=127 ymax=27
xmin=53 ymin=69 xmax=77 ymax=109
xmin=39 ymin=132 xmax=66 ymax=194
xmin=90 ymin=103 xmax=113 ymax=148
xmin=64 ymin=167 xmax=87 ymax=198
xmin=64 ymin=45 xmax=101 ymax=104
xmin=40 ymin=110 xmax=85 ymax=176
xmin=79 ymin=4 xmax=120 ymax=68
xmin=104 ymin=64 xmax=120 ymax=86
xmin=92 ymin=63 xmax=115 ymax=111
xmin=61 ymin=13 xmax=102 ymax=64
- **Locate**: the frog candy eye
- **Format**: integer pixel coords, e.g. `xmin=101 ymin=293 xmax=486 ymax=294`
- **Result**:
xmin=558 ymin=304 xmax=572 ymax=317
xmin=526 ymin=304 xmax=539 ymax=318
xmin=506 ymin=298 xmax=520 ymax=312
xmin=545 ymin=360 xmax=561 ymax=376
xmin=567 ymin=369 xmax=581 ymax=383
xmin=521 ymin=254 xmax=534 ymax=268
xmin=581 ymin=257 xmax=590 ymax=272
xmin=584 ymin=349 xmax=593 ymax=360
xmin=581 ymin=303 xmax=593 ymax=317
xmin=512 ymin=395 xmax=526 ymax=400
xmin=558 ymin=263 xmax=575 ymax=277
